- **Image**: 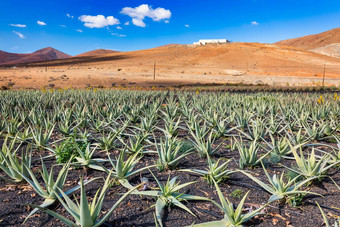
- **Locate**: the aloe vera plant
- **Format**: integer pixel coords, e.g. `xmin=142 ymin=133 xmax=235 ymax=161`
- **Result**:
xmin=4 ymin=117 xmax=22 ymax=136
xmin=0 ymin=136 xmax=20 ymax=162
xmin=30 ymin=124 xmax=56 ymax=149
xmin=106 ymin=150 xmax=153 ymax=189
xmin=58 ymin=119 xmax=79 ymax=136
xmin=136 ymin=115 xmax=157 ymax=137
xmin=237 ymin=119 xmax=267 ymax=142
xmin=266 ymin=114 xmax=285 ymax=135
xmin=263 ymin=135 xmax=305 ymax=162
xmin=121 ymin=133 xmax=148 ymax=154
xmin=284 ymin=128 xmax=308 ymax=148
xmin=0 ymin=145 xmax=32 ymax=183
xmin=192 ymin=180 xmax=266 ymax=227
xmin=94 ymin=126 xmax=123 ymax=151
xmin=319 ymin=135 xmax=340 ymax=169
xmin=263 ymin=135 xmax=290 ymax=162
xmin=181 ymin=154 xmax=236 ymax=185
xmin=72 ymin=143 xmax=107 ymax=171
xmin=134 ymin=172 xmax=211 ymax=227
xmin=234 ymin=109 xmax=253 ymax=130
xmin=1 ymin=85 xmax=340 ymax=226
xmin=302 ymin=120 xmax=334 ymax=141
xmin=28 ymin=172 xmax=137 ymax=227
xmin=159 ymin=116 xmax=182 ymax=138
xmin=18 ymin=159 xmax=96 ymax=221
xmin=235 ymin=138 xmax=269 ymax=169
xmin=154 ymin=137 xmax=193 ymax=171
xmin=190 ymin=132 xmax=222 ymax=158
xmin=16 ymin=127 xmax=33 ymax=144
xmin=282 ymin=144 xmax=340 ymax=180
xmin=188 ymin=119 xmax=210 ymax=140
xmin=240 ymin=162 xmax=320 ymax=203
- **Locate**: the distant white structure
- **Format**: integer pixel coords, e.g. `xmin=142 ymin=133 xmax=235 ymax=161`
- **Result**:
xmin=193 ymin=39 xmax=229 ymax=45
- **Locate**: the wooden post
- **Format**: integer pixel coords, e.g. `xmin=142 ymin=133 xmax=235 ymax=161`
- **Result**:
xmin=153 ymin=60 xmax=156 ymax=80
xmin=322 ymin=64 xmax=326 ymax=88
xmin=45 ymin=58 xmax=48 ymax=72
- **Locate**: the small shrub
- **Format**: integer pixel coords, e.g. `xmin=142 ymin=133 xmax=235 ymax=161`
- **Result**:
xmin=288 ymin=193 xmax=305 ymax=207
xmin=230 ymin=189 xmax=245 ymax=199
xmin=179 ymin=140 xmax=193 ymax=153
xmin=55 ymin=137 xmax=88 ymax=164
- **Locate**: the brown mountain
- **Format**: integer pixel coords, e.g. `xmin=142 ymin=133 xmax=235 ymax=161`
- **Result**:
xmin=275 ymin=27 xmax=340 ymax=50
xmin=0 ymin=47 xmax=71 ymax=65
xmin=22 ymin=42 xmax=340 ymax=77
xmin=3 ymin=42 xmax=340 ymax=89
xmin=75 ymin=49 xmax=118 ymax=57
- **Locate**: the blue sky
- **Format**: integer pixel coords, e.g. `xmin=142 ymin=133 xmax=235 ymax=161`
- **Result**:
xmin=1 ymin=0 xmax=340 ymax=55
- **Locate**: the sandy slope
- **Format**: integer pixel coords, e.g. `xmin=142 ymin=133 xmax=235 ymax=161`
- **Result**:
xmin=275 ymin=27 xmax=340 ymax=50
xmin=312 ymin=43 xmax=340 ymax=59
xmin=75 ymin=49 xmax=118 ymax=57
xmin=1 ymin=42 xmax=340 ymax=89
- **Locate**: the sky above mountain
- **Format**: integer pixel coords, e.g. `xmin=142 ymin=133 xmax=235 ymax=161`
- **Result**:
xmin=1 ymin=0 xmax=340 ymax=55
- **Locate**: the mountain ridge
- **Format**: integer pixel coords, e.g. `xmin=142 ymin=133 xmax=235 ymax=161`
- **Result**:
xmin=275 ymin=27 xmax=340 ymax=50
xmin=0 ymin=47 xmax=71 ymax=65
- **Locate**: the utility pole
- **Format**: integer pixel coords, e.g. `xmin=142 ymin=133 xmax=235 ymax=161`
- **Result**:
xmin=153 ymin=60 xmax=156 ymax=80
xmin=45 ymin=57 xmax=48 ymax=72
xmin=322 ymin=64 xmax=326 ymax=89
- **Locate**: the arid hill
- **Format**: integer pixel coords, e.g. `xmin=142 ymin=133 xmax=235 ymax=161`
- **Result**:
xmin=312 ymin=43 xmax=340 ymax=59
xmin=23 ymin=42 xmax=340 ymax=75
xmin=75 ymin=49 xmax=118 ymax=57
xmin=0 ymin=47 xmax=71 ymax=65
xmin=1 ymin=42 xmax=338 ymax=89
xmin=275 ymin=27 xmax=340 ymax=50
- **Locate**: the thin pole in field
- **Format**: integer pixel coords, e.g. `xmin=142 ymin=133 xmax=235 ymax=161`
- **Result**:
xmin=153 ymin=60 xmax=156 ymax=80
xmin=322 ymin=64 xmax=326 ymax=88
xmin=45 ymin=58 xmax=48 ymax=72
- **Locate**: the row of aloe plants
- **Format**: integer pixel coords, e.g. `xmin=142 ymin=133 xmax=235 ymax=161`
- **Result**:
xmin=0 ymin=89 xmax=339 ymax=226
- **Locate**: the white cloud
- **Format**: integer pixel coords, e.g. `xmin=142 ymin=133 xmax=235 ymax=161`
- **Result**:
xmin=111 ymin=33 xmax=126 ymax=37
xmin=60 ymin=25 xmax=67 ymax=28
xmin=121 ymin=4 xmax=171 ymax=27
xmin=185 ymin=24 xmax=190 ymax=28
xmin=37 ymin=20 xmax=47 ymax=26
xmin=124 ymin=21 xmax=130 ymax=26
xmin=117 ymin=26 xmax=122 ymax=29
xmin=10 ymin=24 xmax=26 ymax=28
xmin=251 ymin=21 xmax=259 ymax=26
xmin=66 ymin=13 xmax=74 ymax=18
xmin=165 ymin=20 xmax=169 ymax=24
xmin=79 ymin=15 xmax=120 ymax=28
xmin=76 ymin=29 xmax=83 ymax=33
xmin=132 ymin=18 xmax=146 ymax=27
xmin=13 ymin=31 xmax=25 ymax=39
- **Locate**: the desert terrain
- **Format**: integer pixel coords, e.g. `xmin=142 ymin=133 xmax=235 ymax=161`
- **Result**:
xmin=1 ymin=28 xmax=340 ymax=89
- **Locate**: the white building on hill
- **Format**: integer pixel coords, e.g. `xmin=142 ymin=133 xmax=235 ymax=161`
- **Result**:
xmin=193 ymin=39 xmax=229 ymax=45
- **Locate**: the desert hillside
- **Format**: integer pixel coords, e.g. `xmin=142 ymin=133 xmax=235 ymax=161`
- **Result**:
xmin=275 ymin=27 xmax=340 ymax=50
xmin=23 ymin=42 xmax=340 ymax=76
xmin=75 ymin=49 xmax=118 ymax=57
xmin=0 ymin=47 xmax=71 ymax=65
xmin=310 ymin=43 xmax=340 ymax=59
xmin=1 ymin=42 xmax=340 ymax=89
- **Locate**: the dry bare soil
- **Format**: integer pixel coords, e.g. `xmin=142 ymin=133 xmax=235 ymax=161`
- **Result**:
xmin=1 ymin=42 xmax=340 ymax=89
